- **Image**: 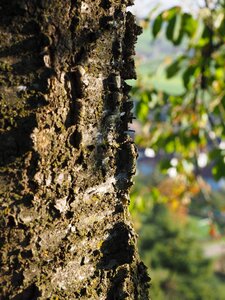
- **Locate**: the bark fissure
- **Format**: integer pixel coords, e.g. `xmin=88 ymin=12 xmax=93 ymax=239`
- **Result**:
xmin=0 ymin=0 xmax=150 ymax=299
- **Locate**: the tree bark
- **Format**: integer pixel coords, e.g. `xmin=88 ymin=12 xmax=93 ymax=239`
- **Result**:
xmin=0 ymin=0 xmax=150 ymax=299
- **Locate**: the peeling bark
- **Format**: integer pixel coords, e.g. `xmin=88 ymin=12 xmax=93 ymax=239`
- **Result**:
xmin=0 ymin=0 xmax=150 ymax=299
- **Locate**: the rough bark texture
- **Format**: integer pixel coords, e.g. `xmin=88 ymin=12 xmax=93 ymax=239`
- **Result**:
xmin=0 ymin=0 xmax=150 ymax=299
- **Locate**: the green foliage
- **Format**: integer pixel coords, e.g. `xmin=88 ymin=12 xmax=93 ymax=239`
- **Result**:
xmin=152 ymin=13 xmax=163 ymax=38
xmin=136 ymin=91 xmax=151 ymax=122
xmin=132 ymin=5 xmax=225 ymax=296
xmin=190 ymin=188 xmax=225 ymax=233
xmin=133 ymin=3 xmax=225 ymax=181
xmin=139 ymin=204 xmax=225 ymax=300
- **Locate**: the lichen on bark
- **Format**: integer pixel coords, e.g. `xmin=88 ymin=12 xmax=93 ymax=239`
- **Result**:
xmin=0 ymin=0 xmax=150 ymax=299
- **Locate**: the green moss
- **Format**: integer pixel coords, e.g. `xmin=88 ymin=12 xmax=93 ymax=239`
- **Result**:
xmin=0 ymin=61 xmax=12 ymax=72
xmin=0 ymin=95 xmax=29 ymax=131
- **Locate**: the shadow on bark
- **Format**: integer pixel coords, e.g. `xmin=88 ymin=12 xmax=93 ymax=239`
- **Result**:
xmin=97 ymin=222 xmax=135 ymax=270
xmin=11 ymin=283 xmax=41 ymax=300
xmin=0 ymin=115 xmax=37 ymax=167
xmin=0 ymin=19 xmax=51 ymax=168
xmin=106 ymin=268 xmax=130 ymax=300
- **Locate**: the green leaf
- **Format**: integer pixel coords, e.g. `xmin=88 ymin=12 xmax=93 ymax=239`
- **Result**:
xmin=182 ymin=65 xmax=197 ymax=89
xmin=212 ymin=164 xmax=224 ymax=181
xmin=159 ymin=159 xmax=171 ymax=171
xmin=173 ymin=13 xmax=182 ymax=41
xmin=166 ymin=59 xmax=181 ymax=78
xmin=152 ymin=14 xmax=163 ymax=38
xmin=190 ymin=19 xmax=205 ymax=45
xmin=182 ymin=13 xmax=198 ymax=38
xmin=136 ymin=92 xmax=150 ymax=122
xmin=166 ymin=14 xmax=176 ymax=41
xmin=163 ymin=6 xmax=181 ymax=21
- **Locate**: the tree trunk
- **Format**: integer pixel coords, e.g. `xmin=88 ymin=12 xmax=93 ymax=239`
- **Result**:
xmin=0 ymin=0 xmax=149 ymax=299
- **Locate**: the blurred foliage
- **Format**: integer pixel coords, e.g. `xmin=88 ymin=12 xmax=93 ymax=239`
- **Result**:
xmin=130 ymin=163 xmax=209 ymax=222
xmin=139 ymin=203 xmax=225 ymax=300
xmin=133 ymin=1 xmax=225 ymax=184
xmin=130 ymin=2 xmax=225 ymax=298
xmin=190 ymin=187 xmax=225 ymax=234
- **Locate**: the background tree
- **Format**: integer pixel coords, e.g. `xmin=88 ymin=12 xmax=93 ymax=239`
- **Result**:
xmin=139 ymin=203 xmax=225 ymax=300
xmin=0 ymin=0 xmax=149 ymax=299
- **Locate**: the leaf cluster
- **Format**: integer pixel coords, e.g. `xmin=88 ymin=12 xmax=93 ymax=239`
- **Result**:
xmin=134 ymin=3 xmax=225 ymax=181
